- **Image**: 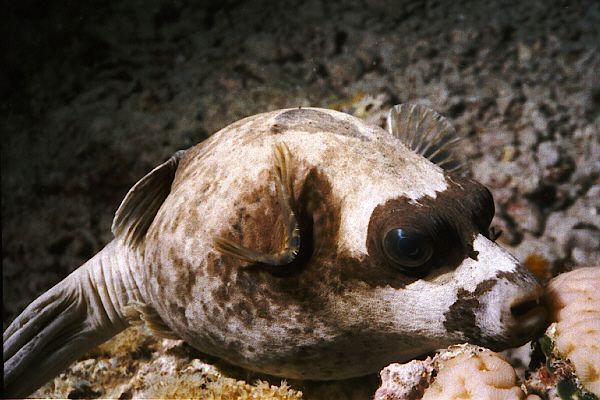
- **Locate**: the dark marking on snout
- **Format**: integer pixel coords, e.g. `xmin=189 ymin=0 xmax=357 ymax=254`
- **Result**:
xmin=367 ymin=174 xmax=495 ymax=278
xmin=443 ymin=278 xmax=497 ymax=341
xmin=275 ymin=109 xmax=366 ymax=140
xmin=496 ymin=269 xmax=536 ymax=286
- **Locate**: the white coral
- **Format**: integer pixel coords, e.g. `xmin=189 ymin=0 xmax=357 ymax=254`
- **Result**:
xmin=546 ymin=267 xmax=600 ymax=396
xmin=375 ymin=344 xmax=540 ymax=400
xmin=422 ymin=346 xmax=526 ymax=400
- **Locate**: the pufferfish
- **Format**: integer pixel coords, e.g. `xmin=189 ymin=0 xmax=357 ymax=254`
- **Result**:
xmin=3 ymin=104 xmax=547 ymax=398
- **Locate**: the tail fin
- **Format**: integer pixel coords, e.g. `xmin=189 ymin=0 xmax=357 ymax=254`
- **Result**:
xmin=3 ymin=241 xmax=138 ymax=398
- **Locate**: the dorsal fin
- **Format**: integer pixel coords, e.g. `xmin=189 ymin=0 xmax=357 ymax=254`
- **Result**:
xmin=112 ymin=150 xmax=186 ymax=248
xmin=386 ymin=103 xmax=468 ymax=174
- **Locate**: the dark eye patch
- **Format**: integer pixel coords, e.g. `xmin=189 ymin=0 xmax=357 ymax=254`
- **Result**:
xmin=367 ymin=174 xmax=495 ymax=276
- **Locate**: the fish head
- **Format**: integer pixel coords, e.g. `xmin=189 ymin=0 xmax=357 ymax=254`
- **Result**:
xmin=311 ymin=105 xmax=547 ymax=366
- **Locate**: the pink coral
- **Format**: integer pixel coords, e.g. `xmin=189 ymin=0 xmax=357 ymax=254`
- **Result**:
xmin=375 ymin=344 xmax=540 ymax=400
xmin=546 ymin=267 xmax=600 ymax=396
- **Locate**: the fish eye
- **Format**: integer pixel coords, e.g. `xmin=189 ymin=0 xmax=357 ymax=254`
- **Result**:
xmin=383 ymin=228 xmax=433 ymax=271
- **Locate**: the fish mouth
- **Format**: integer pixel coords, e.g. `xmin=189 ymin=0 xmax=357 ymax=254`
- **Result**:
xmin=477 ymin=290 xmax=548 ymax=352
xmin=505 ymin=291 xmax=549 ymax=347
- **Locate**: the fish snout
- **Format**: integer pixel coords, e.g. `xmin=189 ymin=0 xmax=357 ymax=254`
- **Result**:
xmin=503 ymin=282 xmax=548 ymax=346
xmin=451 ymin=235 xmax=549 ymax=349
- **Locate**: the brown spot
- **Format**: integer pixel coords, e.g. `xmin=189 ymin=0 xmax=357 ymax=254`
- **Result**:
xmin=270 ymin=123 xmax=284 ymax=134
xmin=212 ymin=285 xmax=231 ymax=306
xmin=443 ymin=278 xmax=497 ymax=343
xmin=496 ymin=269 xmax=531 ymax=285
xmin=205 ymin=252 xmax=230 ymax=289
xmin=523 ymin=253 xmax=551 ymax=281
xmin=186 ymin=270 xmax=197 ymax=295
xmin=232 ymin=301 xmax=253 ymax=327
xmin=184 ymin=207 xmax=201 ymax=236
xmin=172 ymin=211 xmax=184 ymax=232
xmin=275 ymin=108 xmax=366 ymax=139
xmin=337 ymin=252 xmax=413 ymax=290
xmin=227 ymin=339 xmax=244 ymax=352
xmin=288 ymin=327 xmax=302 ymax=335
xmin=367 ymin=174 xmax=495 ymax=279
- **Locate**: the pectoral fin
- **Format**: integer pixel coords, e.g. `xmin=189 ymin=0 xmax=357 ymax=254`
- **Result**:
xmin=213 ymin=143 xmax=301 ymax=266
xmin=124 ymin=301 xmax=179 ymax=340
xmin=112 ymin=150 xmax=186 ymax=248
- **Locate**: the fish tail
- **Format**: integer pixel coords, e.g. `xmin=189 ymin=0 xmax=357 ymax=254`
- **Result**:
xmin=2 ymin=240 xmax=143 ymax=398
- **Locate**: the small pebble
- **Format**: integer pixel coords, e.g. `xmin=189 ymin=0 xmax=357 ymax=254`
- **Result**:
xmin=507 ymin=199 xmax=543 ymax=235
xmin=536 ymin=141 xmax=560 ymax=168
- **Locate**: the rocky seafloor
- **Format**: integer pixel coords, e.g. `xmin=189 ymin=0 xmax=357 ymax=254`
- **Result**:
xmin=2 ymin=0 xmax=599 ymax=398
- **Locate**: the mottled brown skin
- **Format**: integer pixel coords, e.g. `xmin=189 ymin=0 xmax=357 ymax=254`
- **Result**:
xmin=137 ymin=108 xmax=545 ymax=379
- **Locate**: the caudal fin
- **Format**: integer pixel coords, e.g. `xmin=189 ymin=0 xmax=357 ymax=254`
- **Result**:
xmin=3 ymin=243 xmax=133 ymax=398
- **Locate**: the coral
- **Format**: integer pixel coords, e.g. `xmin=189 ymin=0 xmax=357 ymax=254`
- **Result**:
xmin=375 ymin=344 xmax=540 ymax=400
xmin=32 ymin=326 xmax=302 ymax=399
xmin=422 ymin=348 xmax=525 ymax=400
xmin=546 ymin=267 xmax=600 ymax=397
xmin=142 ymin=363 xmax=302 ymax=400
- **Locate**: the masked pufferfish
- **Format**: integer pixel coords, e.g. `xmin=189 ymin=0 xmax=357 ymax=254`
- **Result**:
xmin=3 ymin=104 xmax=547 ymax=398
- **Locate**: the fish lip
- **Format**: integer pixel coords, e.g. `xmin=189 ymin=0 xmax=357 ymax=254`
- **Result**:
xmin=480 ymin=287 xmax=549 ymax=351
xmin=504 ymin=288 xmax=549 ymax=346
xmin=509 ymin=288 xmax=544 ymax=317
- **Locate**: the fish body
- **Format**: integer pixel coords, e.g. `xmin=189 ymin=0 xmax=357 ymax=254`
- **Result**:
xmin=3 ymin=106 xmax=547 ymax=397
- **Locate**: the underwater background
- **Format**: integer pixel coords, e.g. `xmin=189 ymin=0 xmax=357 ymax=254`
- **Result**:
xmin=2 ymin=0 xmax=599 ymax=398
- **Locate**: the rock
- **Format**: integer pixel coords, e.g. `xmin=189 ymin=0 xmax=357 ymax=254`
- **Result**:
xmin=33 ymin=326 xmax=304 ymax=399
xmin=375 ymin=360 xmax=433 ymax=400
xmin=536 ymin=141 xmax=561 ymax=168
xmin=544 ymin=189 xmax=600 ymax=266
xmin=512 ymin=235 xmax=560 ymax=281
xmin=506 ymin=199 xmax=544 ymax=235
xmin=569 ymin=227 xmax=600 ymax=265
xmin=500 ymin=144 xmax=518 ymax=162
xmin=544 ymin=212 xmax=579 ymax=254
xmin=518 ymin=127 xmax=539 ymax=150
xmin=517 ymin=42 xmax=533 ymax=64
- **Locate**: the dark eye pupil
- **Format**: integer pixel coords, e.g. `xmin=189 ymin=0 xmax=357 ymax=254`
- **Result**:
xmin=383 ymin=229 xmax=433 ymax=269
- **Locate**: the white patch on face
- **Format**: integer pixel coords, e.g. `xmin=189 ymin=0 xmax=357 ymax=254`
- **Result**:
xmin=473 ymin=282 xmax=507 ymax=338
xmin=396 ymin=280 xmax=458 ymax=335
xmin=452 ymin=234 xmax=520 ymax=292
